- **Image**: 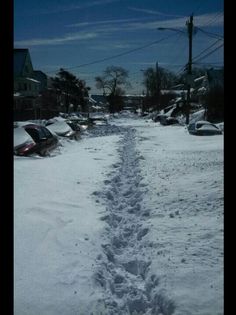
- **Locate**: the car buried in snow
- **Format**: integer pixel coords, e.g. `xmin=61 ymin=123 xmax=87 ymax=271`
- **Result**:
xmin=46 ymin=120 xmax=80 ymax=140
xmin=14 ymin=124 xmax=59 ymax=156
xmin=152 ymin=113 xmax=179 ymax=125
xmin=187 ymin=120 xmax=223 ymax=136
xmin=159 ymin=115 xmax=179 ymax=126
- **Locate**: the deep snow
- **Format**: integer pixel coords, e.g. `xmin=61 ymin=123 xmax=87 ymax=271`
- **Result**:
xmin=14 ymin=114 xmax=223 ymax=315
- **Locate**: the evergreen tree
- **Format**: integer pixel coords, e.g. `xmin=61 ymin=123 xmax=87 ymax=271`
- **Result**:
xmin=51 ymin=68 xmax=90 ymax=113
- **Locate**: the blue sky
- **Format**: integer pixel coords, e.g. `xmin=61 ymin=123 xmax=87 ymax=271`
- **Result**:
xmin=14 ymin=0 xmax=224 ymax=94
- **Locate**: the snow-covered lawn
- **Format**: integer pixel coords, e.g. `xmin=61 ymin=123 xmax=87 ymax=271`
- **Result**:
xmin=14 ymin=115 xmax=223 ymax=315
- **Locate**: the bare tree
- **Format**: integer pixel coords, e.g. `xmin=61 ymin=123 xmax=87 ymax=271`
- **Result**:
xmin=95 ymin=66 xmax=130 ymax=112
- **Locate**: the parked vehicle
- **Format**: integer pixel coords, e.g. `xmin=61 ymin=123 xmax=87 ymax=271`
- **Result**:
xmin=188 ymin=120 xmax=222 ymax=135
xmin=159 ymin=115 xmax=179 ymax=125
xmin=46 ymin=121 xmax=79 ymax=140
xmin=89 ymin=113 xmax=108 ymax=125
xmin=14 ymin=124 xmax=59 ymax=156
xmin=153 ymin=114 xmax=167 ymax=123
xmin=66 ymin=120 xmax=81 ymax=139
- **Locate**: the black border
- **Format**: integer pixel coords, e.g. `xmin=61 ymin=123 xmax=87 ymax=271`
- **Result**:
xmin=1 ymin=0 xmax=13 ymax=314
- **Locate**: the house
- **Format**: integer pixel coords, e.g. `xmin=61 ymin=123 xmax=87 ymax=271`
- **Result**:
xmin=14 ymin=48 xmax=43 ymax=120
xmin=123 ymin=95 xmax=144 ymax=111
xmin=193 ymin=69 xmax=223 ymax=92
xmin=206 ymin=68 xmax=224 ymax=89
xmin=91 ymin=94 xmax=109 ymax=111
xmin=33 ymin=70 xmax=48 ymax=93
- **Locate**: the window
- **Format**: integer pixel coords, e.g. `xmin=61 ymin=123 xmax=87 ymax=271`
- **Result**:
xmin=24 ymin=83 xmax=27 ymax=91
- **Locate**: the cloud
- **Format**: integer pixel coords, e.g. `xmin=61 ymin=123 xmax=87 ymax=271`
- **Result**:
xmin=128 ymin=7 xmax=185 ymax=18
xmin=14 ymin=13 xmax=223 ymax=48
xmin=14 ymin=32 xmax=97 ymax=47
xmin=89 ymin=42 xmax=134 ymax=51
xmin=123 ymin=13 xmax=223 ymax=31
xmin=67 ymin=17 xmax=149 ymax=28
xmin=68 ymin=13 xmax=223 ymax=34
xmin=38 ymin=0 xmax=120 ymax=15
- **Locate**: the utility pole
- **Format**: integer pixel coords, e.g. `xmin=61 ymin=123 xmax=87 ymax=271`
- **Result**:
xmin=156 ymin=61 xmax=160 ymax=111
xmin=185 ymin=14 xmax=193 ymax=125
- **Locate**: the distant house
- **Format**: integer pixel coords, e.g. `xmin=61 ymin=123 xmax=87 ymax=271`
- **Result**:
xmin=123 ymin=95 xmax=144 ymax=110
xmin=91 ymin=94 xmax=144 ymax=112
xmin=91 ymin=94 xmax=109 ymax=110
xmin=194 ymin=69 xmax=223 ymax=91
xmin=91 ymin=94 xmax=107 ymax=105
xmin=14 ymin=48 xmax=46 ymax=120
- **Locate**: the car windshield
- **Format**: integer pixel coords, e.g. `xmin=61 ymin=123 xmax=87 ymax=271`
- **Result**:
xmin=25 ymin=127 xmax=45 ymax=142
xmin=42 ymin=127 xmax=53 ymax=138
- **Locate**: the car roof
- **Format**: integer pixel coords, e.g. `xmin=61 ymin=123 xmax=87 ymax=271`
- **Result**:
xmin=195 ymin=120 xmax=212 ymax=125
xmin=23 ymin=124 xmax=44 ymax=129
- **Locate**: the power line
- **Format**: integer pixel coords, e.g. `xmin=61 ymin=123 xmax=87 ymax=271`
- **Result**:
xmin=192 ymin=38 xmax=223 ymax=61
xmin=193 ymin=62 xmax=223 ymax=68
xmin=193 ymin=43 xmax=223 ymax=63
xmin=45 ymin=33 xmax=177 ymax=75
xmin=175 ymin=63 xmax=187 ymax=76
xmin=201 ymin=11 xmax=223 ymax=27
xmin=195 ymin=62 xmax=223 ymax=65
xmin=196 ymin=27 xmax=224 ymax=39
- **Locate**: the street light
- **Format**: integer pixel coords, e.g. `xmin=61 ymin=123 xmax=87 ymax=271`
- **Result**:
xmin=157 ymin=27 xmax=186 ymax=35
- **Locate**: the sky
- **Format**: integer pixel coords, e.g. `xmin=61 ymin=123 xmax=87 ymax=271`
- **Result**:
xmin=14 ymin=113 xmax=223 ymax=315
xmin=14 ymin=0 xmax=224 ymax=95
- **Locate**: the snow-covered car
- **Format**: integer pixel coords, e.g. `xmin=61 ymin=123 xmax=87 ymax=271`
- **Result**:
xmin=66 ymin=120 xmax=81 ymax=138
xmin=46 ymin=121 xmax=79 ymax=140
xmin=160 ymin=116 xmax=179 ymax=126
xmin=90 ymin=117 xmax=108 ymax=126
xmin=89 ymin=114 xmax=108 ymax=125
xmin=14 ymin=124 xmax=59 ymax=156
xmin=153 ymin=114 xmax=167 ymax=122
xmin=188 ymin=120 xmax=222 ymax=135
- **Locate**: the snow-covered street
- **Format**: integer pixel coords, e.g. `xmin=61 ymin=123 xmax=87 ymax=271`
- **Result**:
xmin=14 ymin=115 xmax=223 ymax=315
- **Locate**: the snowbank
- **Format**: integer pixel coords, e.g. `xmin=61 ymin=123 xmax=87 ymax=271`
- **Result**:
xmin=14 ymin=134 xmax=121 ymax=314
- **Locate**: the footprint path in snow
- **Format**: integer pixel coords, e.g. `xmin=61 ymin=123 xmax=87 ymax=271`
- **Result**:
xmin=92 ymin=127 xmax=176 ymax=315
